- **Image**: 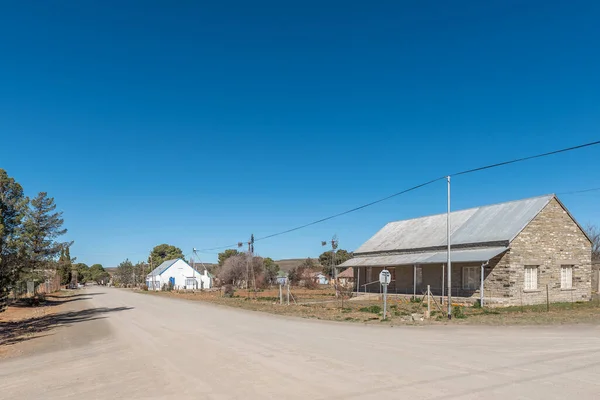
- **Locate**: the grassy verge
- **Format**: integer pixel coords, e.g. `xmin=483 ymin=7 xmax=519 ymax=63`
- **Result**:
xmin=136 ymin=287 xmax=600 ymax=325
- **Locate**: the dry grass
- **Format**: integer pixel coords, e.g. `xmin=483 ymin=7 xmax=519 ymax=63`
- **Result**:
xmin=456 ymin=299 xmax=600 ymax=325
xmin=139 ymin=287 xmax=600 ymax=326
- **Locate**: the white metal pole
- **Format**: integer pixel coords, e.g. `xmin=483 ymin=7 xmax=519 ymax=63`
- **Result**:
xmin=427 ymin=284 xmax=431 ymax=316
xmin=480 ymin=262 xmax=485 ymax=307
xmin=441 ymin=263 xmax=445 ymax=304
xmin=279 ymin=284 xmax=283 ymax=305
xmin=383 ymin=283 xmax=387 ymax=320
xmin=447 ymin=176 xmax=452 ymax=319
xmin=413 ymin=264 xmax=417 ymax=300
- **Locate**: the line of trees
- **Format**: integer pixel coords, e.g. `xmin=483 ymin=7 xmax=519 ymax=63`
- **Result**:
xmin=214 ymin=248 xmax=354 ymax=289
xmin=0 ymin=169 xmax=70 ymax=312
xmin=214 ymin=249 xmax=281 ymax=288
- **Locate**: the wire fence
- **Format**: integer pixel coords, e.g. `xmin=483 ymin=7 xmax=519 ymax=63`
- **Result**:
xmin=9 ymin=274 xmax=62 ymax=301
xmin=355 ymin=281 xmax=599 ymax=310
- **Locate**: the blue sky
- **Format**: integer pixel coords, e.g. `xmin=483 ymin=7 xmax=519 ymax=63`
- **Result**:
xmin=1 ymin=1 xmax=599 ymax=267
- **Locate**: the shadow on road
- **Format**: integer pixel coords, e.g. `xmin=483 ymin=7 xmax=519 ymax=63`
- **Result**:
xmin=9 ymin=295 xmax=96 ymax=308
xmin=0 ymin=306 xmax=133 ymax=346
xmin=53 ymin=292 xmax=106 ymax=298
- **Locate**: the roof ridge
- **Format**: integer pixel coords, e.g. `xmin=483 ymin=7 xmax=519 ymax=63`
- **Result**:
xmin=385 ymin=194 xmax=554 ymax=225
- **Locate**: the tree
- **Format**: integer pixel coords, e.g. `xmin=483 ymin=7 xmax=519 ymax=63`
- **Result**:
xmin=74 ymin=263 xmax=90 ymax=284
xmin=319 ymin=249 xmax=353 ymax=277
xmin=23 ymin=192 xmax=68 ymax=270
xmin=218 ymin=253 xmax=264 ymax=288
xmin=114 ymin=259 xmax=134 ymax=287
xmin=133 ymin=261 xmax=149 ymax=286
xmin=0 ymin=169 xmax=28 ymax=311
xmin=89 ymin=264 xmax=110 ymax=284
xmin=288 ymin=258 xmax=316 ymax=286
xmin=218 ymin=249 xmax=241 ymax=267
xmin=57 ymin=246 xmax=74 ymax=285
xmin=586 ymin=224 xmax=600 ymax=261
xmin=263 ymin=257 xmax=280 ymax=285
xmin=148 ymin=244 xmax=184 ymax=268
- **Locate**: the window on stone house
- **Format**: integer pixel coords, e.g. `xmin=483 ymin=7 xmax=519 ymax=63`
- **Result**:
xmin=524 ymin=266 xmax=538 ymax=290
xmin=462 ymin=266 xmax=479 ymax=290
xmin=561 ymin=265 xmax=573 ymax=289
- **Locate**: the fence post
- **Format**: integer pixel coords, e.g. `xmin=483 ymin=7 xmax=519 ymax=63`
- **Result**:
xmin=546 ymin=284 xmax=550 ymax=312
xmin=427 ymin=285 xmax=431 ymax=317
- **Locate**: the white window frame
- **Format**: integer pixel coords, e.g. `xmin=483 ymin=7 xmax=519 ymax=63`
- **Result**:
xmin=185 ymin=278 xmax=197 ymax=288
xmin=462 ymin=266 xmax=479 ymax=290
xmin=524 ymin=265 xmax=538 ymax=291
xmin=561 ymin=265 xmax=573 ymax=289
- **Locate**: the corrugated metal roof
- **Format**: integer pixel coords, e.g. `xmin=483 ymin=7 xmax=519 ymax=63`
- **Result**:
xmin=147 ymin=259 xmax=179 ymax=276
xmin=340 ymin=247 xmax=508 ymax=267
xmin=337 ymin=267 xmax=354 ymax=278
xmin=355 ymin=195 xmax=553 ymax=254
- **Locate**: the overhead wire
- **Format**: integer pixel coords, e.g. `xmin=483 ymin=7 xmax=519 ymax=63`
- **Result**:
xmin=197 ymin=140 xmax=600 ymax=252
xmin=557 ymin=187 xmax=600 ymax=195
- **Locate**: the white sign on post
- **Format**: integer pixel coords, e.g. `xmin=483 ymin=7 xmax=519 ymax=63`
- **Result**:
xmin=379 ymin=269 xmax=391 ymax=320
xmin=379 ymin=269 xmax=391 ymax=285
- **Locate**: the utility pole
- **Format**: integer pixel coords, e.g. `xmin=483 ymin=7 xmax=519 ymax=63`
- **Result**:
xmin=250 ymin=234 xmax=256 ymax=296
xmin=447 ymin=176 xmax=452 ymax=320
xmin=150 ymin=255 xmax=154 ymax=290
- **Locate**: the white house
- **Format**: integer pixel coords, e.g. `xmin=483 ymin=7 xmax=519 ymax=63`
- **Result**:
xmin=146 ymin=259 xmax=212 ymax=291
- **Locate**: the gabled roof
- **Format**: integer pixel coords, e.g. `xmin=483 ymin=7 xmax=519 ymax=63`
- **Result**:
xmin=338 ymin=267 xmax=354 ymax=278
xmin=148 ymin=259 xmax=179 ymax=276
xmin=355 ymin=195 xmax=555 ymax=254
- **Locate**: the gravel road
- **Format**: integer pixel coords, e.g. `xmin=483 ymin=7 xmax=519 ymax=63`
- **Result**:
xmin=1 ymin=286 xmax=599 ymax=399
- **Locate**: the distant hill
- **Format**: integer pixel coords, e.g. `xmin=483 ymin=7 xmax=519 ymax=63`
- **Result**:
xmin=106 ymin=259 xmax=316 ymax=276
xmin=275 ymin=258 xmax=322 ymax=272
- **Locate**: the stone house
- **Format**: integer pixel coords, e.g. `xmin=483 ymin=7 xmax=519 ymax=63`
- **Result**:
xmin=340 ymin=195 xmax=592 ymax=305
xmin=592 ymin=261 xmax=600 ymax=296
xmin=337 ymin=267 xmax=355 ymax=288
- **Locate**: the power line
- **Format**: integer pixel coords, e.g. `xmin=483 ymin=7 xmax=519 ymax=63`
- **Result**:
xmin=255 ymin=177 xmax=445 ymax=242
xmin=198 ymin=140 xmax=600 ymax=252
xmin=557 ymin=187 xmax=600 ymax=195
xmin=453 ymin=140 xmax=600 ymax=176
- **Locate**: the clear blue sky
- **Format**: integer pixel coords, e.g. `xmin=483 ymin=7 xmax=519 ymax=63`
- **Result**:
xmin=1 ymin=1 xmax=599 ymax=267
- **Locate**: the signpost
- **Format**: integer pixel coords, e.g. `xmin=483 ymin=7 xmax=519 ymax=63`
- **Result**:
xmin=379 ymin=269 xmax=391 ymax=319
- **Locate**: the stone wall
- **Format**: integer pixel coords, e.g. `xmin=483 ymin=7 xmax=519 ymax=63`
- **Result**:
xmin=508 ymin=198 xmax=592 ymax=305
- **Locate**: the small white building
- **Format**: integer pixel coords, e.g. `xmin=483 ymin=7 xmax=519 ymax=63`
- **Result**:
xmin=146 ymin=259 xmax=212 ymax=291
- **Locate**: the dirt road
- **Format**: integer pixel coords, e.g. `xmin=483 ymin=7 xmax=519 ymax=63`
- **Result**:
xmin=1 ymin=287 xmax=599 ymax=399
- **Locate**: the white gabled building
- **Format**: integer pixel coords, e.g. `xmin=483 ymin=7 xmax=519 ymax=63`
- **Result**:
xmin=146 ymin=259 xmax=212 ymax=291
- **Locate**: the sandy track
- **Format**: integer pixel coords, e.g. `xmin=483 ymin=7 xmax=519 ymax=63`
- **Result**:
xmin=1 ymin=286 xmax=599 ymax=399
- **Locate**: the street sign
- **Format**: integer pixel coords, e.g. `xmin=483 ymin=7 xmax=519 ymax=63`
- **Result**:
xmin=379 ymin=269 xmax=391 ymax=285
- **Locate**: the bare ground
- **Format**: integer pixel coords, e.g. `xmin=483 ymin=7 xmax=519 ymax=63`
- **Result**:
xmin=2 ymin=286 xmax=600 ymax=399
xmin=137 ymin=287 xmax=600 ymax=326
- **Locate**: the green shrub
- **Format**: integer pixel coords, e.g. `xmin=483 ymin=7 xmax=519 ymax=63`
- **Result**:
xmin=410 ymin=297 xmax=422 ymax=303
xmin=223 ymin=284 xmax=235 ymax=298
xmin=256 ymin=296 xmax=279 ymax=302
xmin=359 ymin=305 xmax=382 ymax=314
xmin=453 ymin=305 xmax=466 ymax=319
xmin=473 ymin=299 xmax=481 ymax=309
